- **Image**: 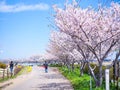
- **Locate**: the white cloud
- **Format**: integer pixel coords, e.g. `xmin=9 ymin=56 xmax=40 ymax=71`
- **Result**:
xmin=0 ymin=1 xmax=49 ymax=13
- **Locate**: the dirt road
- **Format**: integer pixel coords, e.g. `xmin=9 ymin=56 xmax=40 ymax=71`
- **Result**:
xmin=2 ymin=66 xmax=73 ymax=90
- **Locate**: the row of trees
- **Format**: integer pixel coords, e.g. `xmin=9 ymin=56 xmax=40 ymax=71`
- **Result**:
xmin=47 ymin=0 xmax=120 ymax=87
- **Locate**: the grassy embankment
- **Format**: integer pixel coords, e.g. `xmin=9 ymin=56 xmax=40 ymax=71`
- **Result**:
xmin=50 ymin=64 xmax=116 ymax=90
xmin=0 ymin=66 xmax=32 ymax=82
xmin=59 ymin=66 xmax=103 ymax=90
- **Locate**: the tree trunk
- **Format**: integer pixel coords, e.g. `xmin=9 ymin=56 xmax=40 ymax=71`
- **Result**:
xmin=80 ymin=62 xmax=85 ymax=76
xmin=67 ymin=63 xmax=71 ymax=72
xmin=98 ymin=62 xmax=103 ymax=86
xmin=71 ymin=62 xmax=74 ymax=72
xmin=87 ymin=63 xmax=99 ymax=86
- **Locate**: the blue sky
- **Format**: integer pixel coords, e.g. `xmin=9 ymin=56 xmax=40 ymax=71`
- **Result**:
xmin=0 ymin=0 xmax=66 ymax=59
xmin=0 ymin=0 xmax=119 ymax=59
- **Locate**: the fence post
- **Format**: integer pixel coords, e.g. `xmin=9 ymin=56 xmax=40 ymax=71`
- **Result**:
xmin=3 ymin=69 xmax=5 ymax=79
xmin=105 ymin=69 xmax=109 ymax=90
xmin=7 ymin=68 xmax=9 ymax=78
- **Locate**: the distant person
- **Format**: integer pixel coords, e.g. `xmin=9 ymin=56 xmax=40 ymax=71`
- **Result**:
xmin=43 ymin=61 xmax=48 ymax=73
xmin=9 ymin=61 xmax=14 ymax=76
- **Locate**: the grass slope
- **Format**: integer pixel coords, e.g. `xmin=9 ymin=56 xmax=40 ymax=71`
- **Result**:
xmin=58 ymin=66 xmax=106 ymax=90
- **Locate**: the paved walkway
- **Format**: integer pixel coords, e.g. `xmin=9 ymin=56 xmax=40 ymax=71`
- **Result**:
xmin=0 ymin=66 xmax=73 ymax=90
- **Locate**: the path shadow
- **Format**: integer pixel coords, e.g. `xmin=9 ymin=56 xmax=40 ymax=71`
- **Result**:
xmin=43 ymin=73 xmax=64 ymax=79
xmin=33 ymin=82 xmax=73 ymax=90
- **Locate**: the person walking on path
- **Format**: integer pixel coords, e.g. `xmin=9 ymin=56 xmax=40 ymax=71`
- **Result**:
xmin=9 ymin=61 xmax=14 ymax=76
xmin=43 ymin=61 xmax=48 ymax=73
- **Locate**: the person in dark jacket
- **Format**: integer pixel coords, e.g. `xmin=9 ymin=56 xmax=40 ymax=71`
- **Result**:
xmin=9 ymin=61 xmax=14 ymax=75
xmin=43 ymin=61 xmax=48 ymax=73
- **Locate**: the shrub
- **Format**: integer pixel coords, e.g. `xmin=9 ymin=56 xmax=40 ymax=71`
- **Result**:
xmin=17 ymin=65 xmax=22 ymax=69
xmin=27 ymin=66 xmax=32 ymax=72
xmin=109 ymin=67 xmax=113 ymax=80
xmin=50 ymin=64 xmax=62 ymax=67
xmin=84 ymin=63 xmax=107 ymax=77
xmin=0 ymin=62 xmax=7 ymax=69
xmin=84 ymin=63 xmax=98 ymax=74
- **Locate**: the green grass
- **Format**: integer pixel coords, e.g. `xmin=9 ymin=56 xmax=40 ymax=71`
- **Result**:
xmin=49 ymin=64 xmax=62 ymax=67
xmin=58 ymin=66 xmax=108 ymax=90
xmin=50 ymin=64 xmax=119 ymax=90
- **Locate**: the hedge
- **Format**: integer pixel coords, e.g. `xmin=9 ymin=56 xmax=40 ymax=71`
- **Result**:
xmin=0 ymin=62 xmax=7 ymax=69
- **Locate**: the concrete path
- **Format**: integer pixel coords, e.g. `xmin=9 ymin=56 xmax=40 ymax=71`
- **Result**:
xmin=1 ymin=66 xmax=73 ymax=90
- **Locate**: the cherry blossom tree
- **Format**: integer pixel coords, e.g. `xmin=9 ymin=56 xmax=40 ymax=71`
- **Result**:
xmin=47 ymin=31 xmax=82 ymax=70
xmin=53 ymin=1 xmax=120 ymax=86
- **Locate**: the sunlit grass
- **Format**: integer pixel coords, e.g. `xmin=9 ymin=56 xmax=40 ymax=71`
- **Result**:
xmin=0 ymin=66 xmax=32 ymax=82
xmin=26 ymin=66 xmax=32 ymax=73
xmin=58 ymin=66 xmax=108 ymax=90
xmin=17 ymin=66 xmax=32 ymax=75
